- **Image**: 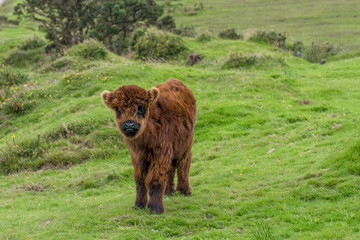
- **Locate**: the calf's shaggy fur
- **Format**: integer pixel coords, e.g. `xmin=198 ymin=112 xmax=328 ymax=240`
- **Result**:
xmin=101 ymin=79 xmax=196 ymax=213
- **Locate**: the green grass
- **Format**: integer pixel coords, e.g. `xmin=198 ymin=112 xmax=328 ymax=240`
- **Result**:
xmin=1 ymin=1 xmax=360 ymax=239
xmin=164 ymin=0 xmax=360 ymax=51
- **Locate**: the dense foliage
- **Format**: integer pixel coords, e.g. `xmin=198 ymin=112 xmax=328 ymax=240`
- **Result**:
xmin=14 ymin=0 xmax=163 ymax=53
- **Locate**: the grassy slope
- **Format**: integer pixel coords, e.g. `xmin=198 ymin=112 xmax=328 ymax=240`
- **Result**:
xmin=1 ymin=1 xmax=360 ymax=240
xmin=166 ymin=0 xmax=360 ymax=50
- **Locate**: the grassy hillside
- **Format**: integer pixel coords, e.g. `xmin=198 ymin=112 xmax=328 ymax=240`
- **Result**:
xmin=165 ymin=0 xmax=360 ymax=51
xmin=1 ymin=1 xmax=360 ymax=239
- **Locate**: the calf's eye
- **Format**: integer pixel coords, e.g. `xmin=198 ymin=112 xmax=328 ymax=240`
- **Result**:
xmin=116 ymin=107 xmax=122 ymax=118
xmin=137 ymin=105 xmax=145 ymax=116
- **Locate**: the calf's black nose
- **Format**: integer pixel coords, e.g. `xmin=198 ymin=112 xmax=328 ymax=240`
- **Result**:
xmin=121 ymin=120 xmax=140 ymax=137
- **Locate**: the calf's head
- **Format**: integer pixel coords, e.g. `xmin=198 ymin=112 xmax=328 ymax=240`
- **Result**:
xmin=101 ymin=85 xmax=159 ymax=139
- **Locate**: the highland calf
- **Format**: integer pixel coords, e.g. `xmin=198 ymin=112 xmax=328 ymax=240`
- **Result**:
xmin=101 ymin=79 xmax=196 ymax=214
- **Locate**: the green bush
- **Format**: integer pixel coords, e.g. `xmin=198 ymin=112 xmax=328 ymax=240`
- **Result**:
xmin=66 ymin=39 xmax=108 ymax=60
xmin=290 ymin=41 xmax=304 ymax=53
xmin=0 ymin=134 xmax=45 ymax=175
xmin=303 ymin=42 xmax=339 ymax=63
xmin=250 ymin=30 xmax=286 ymax=49
xmin=2 ymin=88 xmax=38 ymax=114
xmin=0 ymin=66 xmax=29 ymax=86
xmin=4 ymin=49 xmax=44 ymax=67
xmin=223 ymin=51 xmax=260 ymax=68
xmin=218 ymin=28 xmax=243 ymax=40
xmin=174 ymin=24 xmax=197 ymax=37
xmin=131 ymin=28 xmax=146 ymax=47
xmin=133 ymin=28 xmax=188 ymax=61
xmin=156 ymin=15 xmax=176 ymax=32
xmin=0 ymin=131 xmax=95 ymax=175
xmin=18 ymin=36 xmax=46 ymax=51
xmin=196 ymin=33 xmax=212 ymax=43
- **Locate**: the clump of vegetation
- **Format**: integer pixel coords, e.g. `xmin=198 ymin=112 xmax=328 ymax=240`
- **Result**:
xmin=65 ymin=39 xmax=108 ymax=60
xmin=156 ymin=15 xmax=177 ymax=32
xmin=4 ymin=49 xmax=44 ymax=67
xmin=2 ymin=87 xmax=38 ymax=114
xmin=331 ymin=140 xmax=360 ymax=175
xmin=218 ymin=28 xmax=243 ymax=40
xmin=0 ymin=66 xmax=29 ymax=86
xmin=196 ymin=33 xmax=212 ymax=43
xmin=303 ymin=42 xmax=339 ymax=63
xmin=0 ymin=66 xmax=53 ymax=114
xmin=290 ymin=41 xmax=304 ymax=54
xmin=250 ymin=30 xmax=287 ymax=49
xmin=133 ymin=28 xmax=187 ymax=61
xmin=0 ymin=134 xmax=44 ymax=174
xmin=223 ymin=51 xmax=261 ymax=68
xmin=15 ymin=0 xmax=163 ymax=53
xmin=18 ymin=36 xmax=46 ymax=51
xmin=0 ymin=16 xmax=19 ymax=26
xmin=174 ymin=24 xmax=197 ymax=37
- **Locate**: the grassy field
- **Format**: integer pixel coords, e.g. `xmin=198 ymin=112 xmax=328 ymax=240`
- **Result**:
xmin=1 ymin=0 xmax=360 ymax=239
xmin=165 ymin=0 xmax=360 ymax=51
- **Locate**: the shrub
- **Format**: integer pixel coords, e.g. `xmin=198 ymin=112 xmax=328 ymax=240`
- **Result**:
xmin=223 ymin=51 xmax=259 ymax=68
xmin=196 ymin=33 xmax=212 ymax=43
xmin=66 ymin=39 xmax=108 ymax=60
xmin=290 ymin=41 xmax=304 ymax=53
xmin=131 ymin=28 xmax=146 ymax=47
xmin=133 ymin=28 xmax=187 ymax=61
xmin=156 ymin=15 xmax=176 ymax=32
xmin=18 ymin=36 xmax=46 ymax=51
xmin=4 ymin=49 xmax=44 ymax=67
xmin=15 ymin=0 xmax=163 ymax=52
xmin=250 ymin=30 xmax=286 ymax=49
xmin=2 ymin=88 xmax=38 ymax=114
xmin=0 ymin=66 xmax=29 ymax=86
xmin=303 ymin=42 xmax=339 ymax=63
xmin=174 ymin=24 xmax=197 ymax=37
xmin=0 ymin=131 xmax=94 ymax=175
xmin=0 ymin=134 xmax=44 ymax=175
xmin=218 ymin=28 xmax=243 ymax=40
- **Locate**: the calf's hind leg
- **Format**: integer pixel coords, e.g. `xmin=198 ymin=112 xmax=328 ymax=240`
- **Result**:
xmin=165 ymin=161 xmax=176 ymax=195
xmin=176 ymin=151 xmax=192 ymax=196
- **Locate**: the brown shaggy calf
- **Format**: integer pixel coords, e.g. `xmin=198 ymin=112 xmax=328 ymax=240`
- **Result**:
xmin=101 ymin=79 xmax=196 ymax=214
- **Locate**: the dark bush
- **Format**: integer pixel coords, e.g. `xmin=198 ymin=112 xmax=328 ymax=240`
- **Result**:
xmin=18 ymin=36 xmax=46 ymax=51
xmin=290 ymin=41 xmax=304 ymax=53
xmin=0 ymin=66 xmax=29 ymax=86
xmin=303 ymin=42 xmax=339 ymax=63
xmin=196 ymin=33 xmax=212 ymax=43
xmin=218 ymin=28 xmax=243 ymax=40
xmin=250 ymin=30 xmax=286 ymax=49
xmin=15 ymin=0 xmax=164 ymax=53
xmin=223 ymin=51 xmax=258 ymax=68
xmin=65 ymin=39 xmax=108 ymax=60
xmin=174 ymin=24 xmax=197 ymax=37
xmin=4 ymin=49 xmax=43 ymax=67
xmin=131 ymin=28 xmax=146 ymax=47
xmin=156 ymin=15 xmax=176 ymax=32
xmin=133 ymin=28 xmax=187 ymax=61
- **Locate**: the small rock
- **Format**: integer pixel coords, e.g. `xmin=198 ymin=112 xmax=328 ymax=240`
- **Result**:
xmin=320 ymin=59 xmax=326 ymax=64
xmin=187 ymin=53 xmax=202 ymax=66
xmin=267 ymin=148 xmax=276 ymax=154
xmin=299 ymin=99 xmax=313 ymax=105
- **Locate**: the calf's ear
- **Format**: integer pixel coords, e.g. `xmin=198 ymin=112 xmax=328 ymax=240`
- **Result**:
xmin=148 ymin=87 xmax=160 ymax=106
xmin=101 ymin=90 xmax=114 ymax=109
